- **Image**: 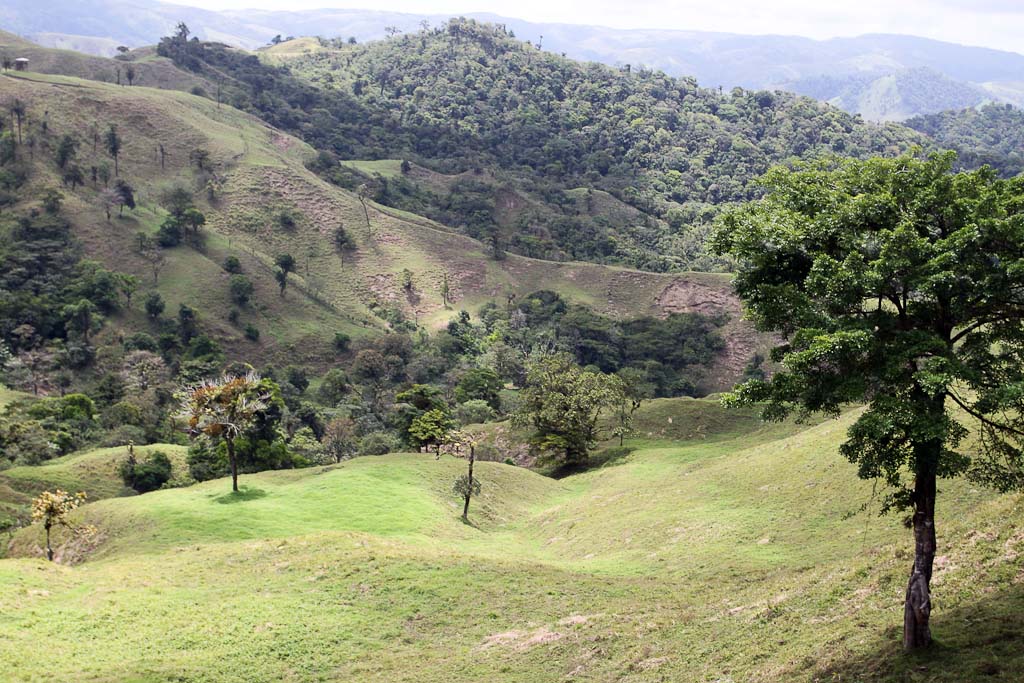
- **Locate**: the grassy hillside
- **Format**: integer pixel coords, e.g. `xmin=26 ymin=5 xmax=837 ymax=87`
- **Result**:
xmin=0 ymin=29 xmax=211 ymax=92
xmin=0 ymin=444 xmax=188 ymax=533
xmin=2 ymin=399 xmax=1022 ymax=682
xmin=0 ymin=68 xmax=763 ymax=386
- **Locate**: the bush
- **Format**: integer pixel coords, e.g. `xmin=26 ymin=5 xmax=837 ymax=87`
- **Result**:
xmin=187 ymin=441 xmax=227 ymax=482
xmin=229 ymin=274 xmax=254 ymax=306
xmin=120 ymin=449 xmax=173 ymax=493
xmin=333 ymin=332 xmax=351 ymax=352
xmin=455 ymin=399 xmax=495 ymax=425
xmin=223 ymin=255 xmax=242 ymax=273
xmin=244 ymin=324 xmax=260 ymax=341
xmin=358 ymin=431 xmax=400 ymax=456
xmin=157 ymin=216 xmax=184 ymax=247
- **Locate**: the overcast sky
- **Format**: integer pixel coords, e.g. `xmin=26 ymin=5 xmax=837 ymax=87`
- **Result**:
xmin=195 ymin=0 xmax=1024 ymax=53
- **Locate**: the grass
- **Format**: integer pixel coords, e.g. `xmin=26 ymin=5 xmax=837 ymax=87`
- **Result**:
xmin=2 ymin=398 xmax=1023 ymax=682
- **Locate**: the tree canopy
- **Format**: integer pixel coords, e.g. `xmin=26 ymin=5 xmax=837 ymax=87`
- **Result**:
xmin=713 ymin=150 xmax=1024 ymax=650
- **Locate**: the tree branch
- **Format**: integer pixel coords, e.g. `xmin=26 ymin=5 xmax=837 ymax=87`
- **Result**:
xmin=947 ymin=391 xmax=1024 ymax=439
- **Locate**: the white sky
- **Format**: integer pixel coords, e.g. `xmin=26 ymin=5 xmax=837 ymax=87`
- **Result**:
xmin=192 ymin=0 xmax=1024 ymax=53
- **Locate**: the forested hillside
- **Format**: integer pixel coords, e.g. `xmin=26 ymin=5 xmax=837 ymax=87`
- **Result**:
xmin=153 ymin=21 xmax=923 ymax=271
xmin=906 ymin=103 xmax=1024 ymax=177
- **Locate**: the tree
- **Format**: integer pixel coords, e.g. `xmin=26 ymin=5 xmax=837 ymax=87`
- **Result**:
xmin=144 ymin=292 xmax=165 ymax=320
xmin=322 ymin=416 xmax=357 ymax=463
xmin=55 ymin=135 xmax=77 ymax=169
xmin=513 ymin=353 xmax=624 ymax=466
xmin=441 ymin=271 xmax=451 ymax=307
xmin=100 ymin=188 xmax=120 ymax=221
xmin=409 ymin=408 xmax=455 ymax=458
xmin=10 ymin=98 xmax=25 ymax=144
xmin=613 ymin=367 xmax=655 ymax=446
xmin=274 ymin=253 xmax=296 ymax=296
xmin=182 ymin=207 xmax=205 ymax=235
xmin=178 ymin=373 xmax=271 ymax=492
xmin=229 ymin=274 xmax=254 ymax=306
xmin=125 ymin=64 xmax=136 ymax=86
xmin=357 ymin=184 xmax=371 ymax=235
xmin=448 ymin=431 xmax=481 ymax=520
xmin=455 ymin=367 xmax=502 ymax=409
xmin=105 ymin=125 xmax=122 ymax=176
xmin=31 ymin=490 xmax=91 ymax=561
xmin=712 ymin=151 xmax=1024 ymax=651
xmin=114 ymin=179 xmax=135 ymax=216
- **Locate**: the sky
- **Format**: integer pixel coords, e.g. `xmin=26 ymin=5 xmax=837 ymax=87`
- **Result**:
xmin=191 ymin=0 xmax=1024 ymax=53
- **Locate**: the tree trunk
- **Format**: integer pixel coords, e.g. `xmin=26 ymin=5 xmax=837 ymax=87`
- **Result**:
xmin=227 ymin=438 xmax=239 ymax=492
xmin=903 ymin=466 xmax=937 ymax=651
xmin=45 ymin=523 xmax=53 ymax=562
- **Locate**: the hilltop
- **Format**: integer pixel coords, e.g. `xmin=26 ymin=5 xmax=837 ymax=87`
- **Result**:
xmin=4 ymin=0 xmax=1024 ymax=118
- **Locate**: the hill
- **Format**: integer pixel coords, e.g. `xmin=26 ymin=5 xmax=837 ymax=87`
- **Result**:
xmin=906 ymin=103 xmax=1024 ymax=177
xmin=2 ymin=399 xmax=1023 ymax=681
xmin=0 ymin=67 xmax=763 ymax=385
xmin=0 ymin=29 xmax=210 ymax=93
xmin=4 ymin=0 xmax=1024 ymax=118
xmin=242 ymin=22 xmax=923 ymax=270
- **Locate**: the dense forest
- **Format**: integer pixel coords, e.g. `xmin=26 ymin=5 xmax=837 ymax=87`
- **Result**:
xmin=905 ymin=102 xmax=1024 ymax=177
xmin=155 ymin=20 xmax=923 ymax=271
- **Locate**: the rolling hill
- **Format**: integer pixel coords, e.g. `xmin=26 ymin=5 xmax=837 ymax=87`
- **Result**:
xmin=0 ymin=64 xmax=764 ymax=386
xmin=2 ymin=398 xmax=1023 ymax=681
xmin=3 ymin=0 xmax=1024 ymax=119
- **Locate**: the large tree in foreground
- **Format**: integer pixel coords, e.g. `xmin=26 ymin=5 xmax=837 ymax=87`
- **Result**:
xmin=712 ymin=151 xmax=1024 ymax=651
xmin=178 ymin=373 xmax=271 ymax=492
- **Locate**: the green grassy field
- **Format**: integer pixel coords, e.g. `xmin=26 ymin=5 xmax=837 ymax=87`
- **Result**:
xmin=2 ymin=399 xmax=1022 ymax=682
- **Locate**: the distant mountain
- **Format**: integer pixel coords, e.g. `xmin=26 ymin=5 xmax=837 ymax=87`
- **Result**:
xmin=2 ymin=0 xmax=1023 ymax=120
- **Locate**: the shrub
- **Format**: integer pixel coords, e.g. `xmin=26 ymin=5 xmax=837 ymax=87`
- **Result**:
xmin=187 ymin=441 xmax=227 ymax=482
xmin=455 ymin=399 xmax=495 ymax=425
xmin=333 ymin=332 xmax=351 ymax=352
xmin=358 ymin=432 xmax=400 ymax=456
xmin=223 ymin=255 xmax=242 ymax=273
xmin=229 ymin=275 xmax=254 ymax=306
xmin=244 ymin=324 xmax=260 ymax=341
xmin=120 ymin=450 xmax=173 ymax=493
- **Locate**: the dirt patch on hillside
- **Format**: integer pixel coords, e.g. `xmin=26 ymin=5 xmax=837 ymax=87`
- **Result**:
xmin=655 ymin=279 xmax=741 ymax=317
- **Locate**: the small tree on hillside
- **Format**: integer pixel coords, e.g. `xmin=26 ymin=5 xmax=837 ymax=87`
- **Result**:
xmin=32 ymin=490 xmax=93 ymax=561
xmin=513 ymin=353 xmax=624 ymax=467
xmin=323 ymin=416 xmax=357 ymax=463
xmin=178 ymin=373 xmax=271 ymax=492
xmin=409 ymin=408 xmax=456 ymax=459
xmin=274 ymin=253 xmax=296 ymax=296
xmin=447 ymin=431 xmax=482 ymax=521
xmin=712 ymin=152 xmax=1024 ymax=651
xmin=105 ymin=124 xmax=122 ymax=176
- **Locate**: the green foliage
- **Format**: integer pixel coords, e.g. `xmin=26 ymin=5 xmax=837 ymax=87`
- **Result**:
xmin=119 ymin=449 xmax=173 ymax=493
xmin=713 ymin=151 xmax=1024 ymax=503
xmin=358 ymin=431 xmax=400 ymax=456
xmin=144 ymin=292 xmax=165 ymax=320
xmin=228 ymin=274 xmax=254 ymax=306
xmin=454 ymin=399 xmax=495 ymax=426
xmin=162 ymin=23 xmax=922 ymax=271
xmin=906 ymin=103 xmax=1024 ymax=178
xmin=513 ymin=353 xmax=625 ymax=465
xmin=408 ymin=409 xmax=455 ymax=453
xmin=454 ymin=367 xmax=502 ymax=409
xmin=222 ymin=255 xmax=243 ymax=274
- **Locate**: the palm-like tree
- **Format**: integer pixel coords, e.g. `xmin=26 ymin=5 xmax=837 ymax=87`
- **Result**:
xmin=178 ymin=372 xmax=270 ymax=492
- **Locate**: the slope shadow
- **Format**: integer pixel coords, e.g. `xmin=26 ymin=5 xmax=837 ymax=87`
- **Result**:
xmin=213 ymin=486 xmax=268 ymax=504
xmin=815 ymin=584 xmax=1024 ymax=682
